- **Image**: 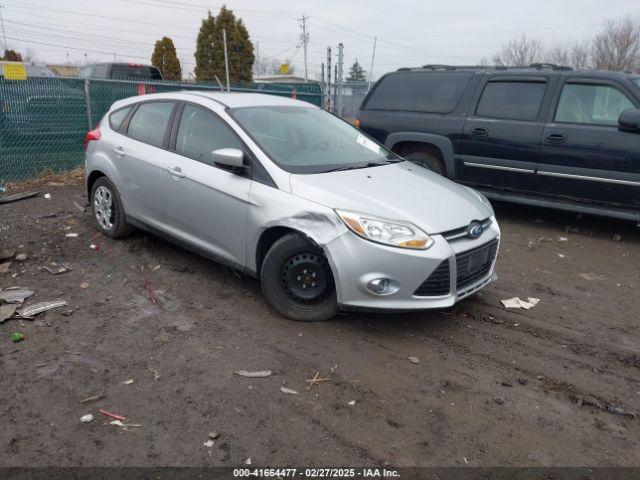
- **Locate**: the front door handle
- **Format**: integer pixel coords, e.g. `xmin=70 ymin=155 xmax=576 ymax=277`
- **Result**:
xmin=545 ymin=133 xmax=567 ymax=144
xmin=471 ymin=127 xmax=489 ymax=137
xmin=166 ymin=166 xmax=185 ymax=178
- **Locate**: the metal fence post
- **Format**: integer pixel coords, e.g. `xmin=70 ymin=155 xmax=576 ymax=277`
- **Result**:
xmin=84 ymin=78 xmax=93 ymax=129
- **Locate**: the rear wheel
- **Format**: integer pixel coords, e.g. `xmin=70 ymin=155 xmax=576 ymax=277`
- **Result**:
xmin=261 ymin=233 xmax=338 ymax=322
xmin=90 ymin=177 xmax=133 ymax=238
xmin=403 ymin=150 xmax=446 ymax=176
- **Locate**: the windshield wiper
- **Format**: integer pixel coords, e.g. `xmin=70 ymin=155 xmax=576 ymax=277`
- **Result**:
xmin=321 ymin=159 xmax=401 ymax=173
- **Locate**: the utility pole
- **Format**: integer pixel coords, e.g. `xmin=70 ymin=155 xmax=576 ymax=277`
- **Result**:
xmin=113 ymin=51 xmax=116 ymax=62
xmin=222 ymin=28 xmax=230 ymax=91
xmin=368 ymin=36 xmax=377 ymax=90
xmin=299 ymin=14 xmax=309 ymax=82
xmin=326 ymin=46 xmax=332 ymax=112
xmin=0 ymin=5 xmax=6 ymax=52
xmin=336 ymin=43 xmax=344 ymax=118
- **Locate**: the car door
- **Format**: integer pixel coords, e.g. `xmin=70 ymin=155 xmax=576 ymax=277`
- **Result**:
xmin=538 ymin=78 xmax=640 ymax=208
xmin=458 ymin=76 xmax=551 ymax=193
xmin=163 ymin=102 xmax=252 ymax=266
xmin=115 ymin=100 xmax=177 ymax=228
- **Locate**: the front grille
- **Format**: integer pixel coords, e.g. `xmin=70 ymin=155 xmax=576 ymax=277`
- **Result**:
xmin=413 ymin=260 xmax=450 ymax=296
xmin=455 ymin=239 xmax=499 ymax=291
xmin=442 ymin=218 xmax=492 ymax=241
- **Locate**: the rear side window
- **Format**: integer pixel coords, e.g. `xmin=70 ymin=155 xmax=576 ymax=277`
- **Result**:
xmin=555 ymin=83 xmax=634 ymax=126
xmin=364 ymin=72 xmax=472 ymax=113
xmin=127 ymin=102 xmax=174 ymax=147
xmin=109 ymin=106 xmax=132 ymax=131
xmin=476 ymin=81 xmax=546 ymax=121
xmin=93 ymin=65 xmax=109 ymax=78
xmin=176 ymin=104 xmax=242 ymax=164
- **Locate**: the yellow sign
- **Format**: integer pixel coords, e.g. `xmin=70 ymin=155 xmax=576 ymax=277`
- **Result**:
xmin=2 ymin=63 xmax=27 ymax=80
xmin=279 ymin=63 xmax=290 ymax=75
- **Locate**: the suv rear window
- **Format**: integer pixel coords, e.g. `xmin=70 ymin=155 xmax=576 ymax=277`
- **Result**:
xmin=476 ymin=81 xmax=546 ymax=121
xmin=364 ymin=71 xmax=472 ymax=113
xmin=112 ymin=65 xmax=162 ymax=80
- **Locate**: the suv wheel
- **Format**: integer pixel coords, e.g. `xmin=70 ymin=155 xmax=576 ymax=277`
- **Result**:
xmin=90 ymin=177 xmax=133 ymax=238
xmin=261 ymin=233 xmax=339 ymax=322
xmin=403 ymin=151 xmax=446 ymax=176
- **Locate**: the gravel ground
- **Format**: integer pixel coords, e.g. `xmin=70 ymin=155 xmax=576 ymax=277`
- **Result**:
xmin=0 ymin=180 xmax=639 ymax=467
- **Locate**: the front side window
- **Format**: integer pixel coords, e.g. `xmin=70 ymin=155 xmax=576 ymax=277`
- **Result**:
xmin=232 ymin=106 xmax=398 ymax=174
xmin=176 ymin=104 xmax=242 ymax=164
xmin=476 ymin=81 xmax=547 ymax=121
xmin=555 ymin=83 xmax=635 ymax=125
xmin=127 ymin=102 xmax=174 ymax=147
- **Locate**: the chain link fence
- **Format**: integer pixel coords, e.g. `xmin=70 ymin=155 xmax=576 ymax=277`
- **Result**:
xmin=0 ymin=77 xmax=323 ymax=184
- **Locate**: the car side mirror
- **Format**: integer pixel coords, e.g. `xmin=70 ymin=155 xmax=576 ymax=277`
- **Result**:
xmin=212 ymin=148 xmax=247 ymax=173
xmin=618 ymin=108 xmax=640 ymax=133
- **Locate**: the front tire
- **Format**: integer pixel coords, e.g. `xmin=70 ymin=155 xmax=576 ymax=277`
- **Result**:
xmin=90 ymin=177 xmax=133 ymax=238
xmin=261 ymin=233 xmax=339 ymax=322
xmin=403 ymin=150 xmax=446 ymax=175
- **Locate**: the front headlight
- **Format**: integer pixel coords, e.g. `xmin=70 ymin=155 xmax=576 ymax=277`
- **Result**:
xmin=335 ymin=209 xmax=434 ymax=250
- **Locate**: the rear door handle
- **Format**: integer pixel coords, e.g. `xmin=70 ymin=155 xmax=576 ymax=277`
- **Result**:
xmin=545 ymin=133 xmax=567 ymax=144
xmin=166 ymin=166 xmax=185 ymax=178
xmin=113 ymin=146 xmax=125 ymax=157
xmin=471 ymin=127 xmax=489 ymax=137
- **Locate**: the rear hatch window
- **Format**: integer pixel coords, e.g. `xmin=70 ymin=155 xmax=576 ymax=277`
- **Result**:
xmin=111 ymin=65 xmax=163 ymax=80
xmin=363 ymin=71 xmax=472 ymax=113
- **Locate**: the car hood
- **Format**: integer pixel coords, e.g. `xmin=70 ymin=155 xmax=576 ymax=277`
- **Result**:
xmin=289 ymin=162 xmax=493 ymax=234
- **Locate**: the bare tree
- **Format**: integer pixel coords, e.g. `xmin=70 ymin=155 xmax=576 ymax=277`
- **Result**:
xmin=545 ymin=40 xmax=592 ymax=69
xmin=492 ymin=35 xmax=545 ymax=67
xmin=592 ymin=17 xmax=640 ymax=73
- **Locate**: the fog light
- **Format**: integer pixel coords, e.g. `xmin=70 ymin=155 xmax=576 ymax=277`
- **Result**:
xmin=367 ymin=278 xmax=391 ymax=295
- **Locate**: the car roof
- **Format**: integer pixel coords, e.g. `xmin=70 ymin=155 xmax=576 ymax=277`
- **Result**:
xmin=112 ymin=91 xmax=314 ymax=110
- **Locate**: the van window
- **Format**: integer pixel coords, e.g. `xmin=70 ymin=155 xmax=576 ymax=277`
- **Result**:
xmin=94 ymin=65 xmax=109 ymax=78
xmin=176 ymin=104 xmax=242 ymax=164
xmin=555 ymin=83 xmax=634 ymax=125
xmin=112 ymin=65 xmax=163 ymax=80
xmin=127 ymin=102 xmax=174 ymax=147
xmin=364 ymin=72 xmax=473 ymax=113
xmin=476 ymin=81 xmax=547 ymax=121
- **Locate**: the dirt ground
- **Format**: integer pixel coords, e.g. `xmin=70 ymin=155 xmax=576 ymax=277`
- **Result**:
xmin=1 ymin=179 xmax=639 ymax=468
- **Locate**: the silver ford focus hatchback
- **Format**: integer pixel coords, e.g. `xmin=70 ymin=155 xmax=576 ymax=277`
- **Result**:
xmin=85 ymin=92 xmax=500 ymax=321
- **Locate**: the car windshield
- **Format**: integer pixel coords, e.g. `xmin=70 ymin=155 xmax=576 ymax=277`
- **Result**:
xmin=231 ymin=105 xmax=399 ymax=174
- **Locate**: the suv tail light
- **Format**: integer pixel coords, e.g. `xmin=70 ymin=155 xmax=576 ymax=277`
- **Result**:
xmin=84 ymin=127 xmax=101 ymax=151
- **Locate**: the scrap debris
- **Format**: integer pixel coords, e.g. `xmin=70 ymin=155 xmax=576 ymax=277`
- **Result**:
xmin=80 ymin=414 xmax=95 ymax=423
xmin=10 ymin=332 xmax=25 ymax=343
xmin=280 ymin=386 xmax=299 ymax=395
xmin=408 ymin=355 xmax=420 ymax=364
xmin=42 ymin=263 xmax=73 ymax=275
xmin=98 ymin=409 xmax=126 ymax=422
xmin=234 ymin=370 xmax=273 ymax=378
xmin=143 ymin=277 xmax=157 ymax=304
xmin=571 ymin=395 xmax=636 ymax=419
xmin=305 ymin=371 xmax=330 ymax=390
xmin=19 ymin=300 xmax=68 ymax=318
xmin=0 ymin=191 xmax=39 ymax=204
xmin=501 ymin=297 xmax=540 ymax=310
xmin=79 ymin=394 xmax=106 ymax=404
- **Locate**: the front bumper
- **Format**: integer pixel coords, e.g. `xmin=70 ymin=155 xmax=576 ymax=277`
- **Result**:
xmin=324 ymin=219 xmax=500 ymax=311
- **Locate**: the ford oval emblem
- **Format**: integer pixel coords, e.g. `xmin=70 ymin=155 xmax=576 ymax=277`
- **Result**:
xmin=467 ymin=221 xmax=483 ymax=239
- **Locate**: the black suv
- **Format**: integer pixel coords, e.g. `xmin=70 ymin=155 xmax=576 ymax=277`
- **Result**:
xmin=359 ymin=64 xmax=640 ymax=221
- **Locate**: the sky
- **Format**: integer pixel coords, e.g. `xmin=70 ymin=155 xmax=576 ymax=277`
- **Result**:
xmin=0 ymin=0 xmax=638 ymax=80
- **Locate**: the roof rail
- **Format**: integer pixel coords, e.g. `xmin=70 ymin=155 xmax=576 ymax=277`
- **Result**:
xmin=529 ymin=63 xmax=573 ymax=71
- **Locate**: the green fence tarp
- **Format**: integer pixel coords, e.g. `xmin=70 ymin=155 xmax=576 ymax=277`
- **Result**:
xmin=0 ymin=77 xmax=322 ymax=183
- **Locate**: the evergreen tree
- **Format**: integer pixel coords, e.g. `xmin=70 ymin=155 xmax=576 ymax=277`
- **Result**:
xmin=347 ymin=59 xmax=366 ymax=81
xmin=194 ymin=6 xmax=254 ymax=84
xmin=151 ymin=36 xmax=182 ymax=81
xmin=2 ymin=49 xmax=23 ymax=62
